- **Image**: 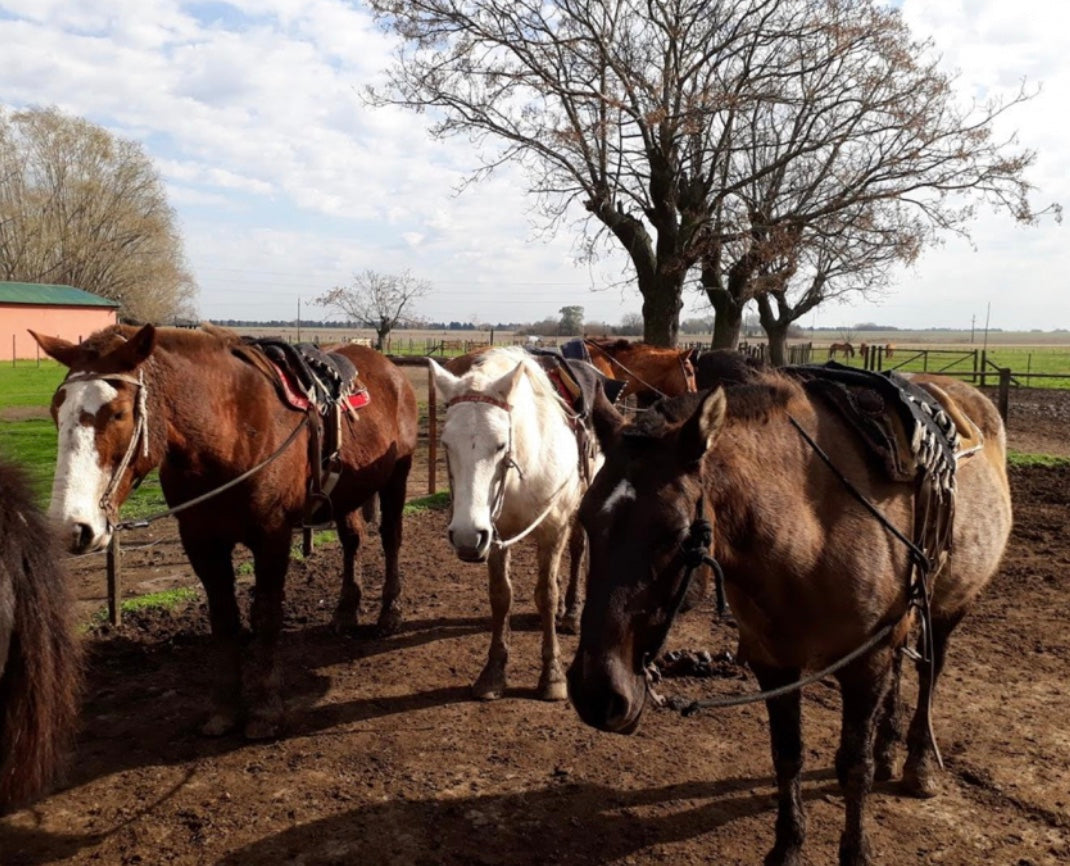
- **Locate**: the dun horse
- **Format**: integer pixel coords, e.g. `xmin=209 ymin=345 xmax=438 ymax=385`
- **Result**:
xmin=430 ymin=347 xmax=597 ymax=700
xmin=0 ymin=458 xmax=81 ymax=813
xmin=583 ymin=338 xmax=696 ymax=404
xmin=568 ymin=372 xmax=1011 ymax=865
xmin=34 ymin=324 xmax=417 ymax=739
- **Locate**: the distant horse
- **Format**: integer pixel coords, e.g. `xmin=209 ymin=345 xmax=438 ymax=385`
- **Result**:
xmin=0 ymin=458 xmax=81 ymax=813
xmin=430 ymin=347 xmax=598 ymax=700
xmin=583 ymin=339 xmax=696 ymax=405
xmin=828 ymin=341 xmax=855 ymax=359
xmin=885 ymin=343 xmax=896 ymax=359
xmin=568 ymin=372 xmax=1011 ymax=864
xmin=34 ymin=324 xmax=417 ymax=739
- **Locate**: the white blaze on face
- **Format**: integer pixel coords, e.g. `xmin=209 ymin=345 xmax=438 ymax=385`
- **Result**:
xmin=50 ymin=379 xmax=118 ymax=550
xmin=600 ymin=477 xmax=636 ymax=518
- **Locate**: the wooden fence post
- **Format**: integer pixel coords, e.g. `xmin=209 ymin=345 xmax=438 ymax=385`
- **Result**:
xmin=997 ymin=367 xmax=1011 ymax=423
xmin=427 ymin=362 xmax=438 ymax=495
xmin=106 ymin=531 xmax=122 ymax=626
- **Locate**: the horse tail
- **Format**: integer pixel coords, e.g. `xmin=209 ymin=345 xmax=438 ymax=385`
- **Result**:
xmin=0 ymin=459 xmax=82 ymax=814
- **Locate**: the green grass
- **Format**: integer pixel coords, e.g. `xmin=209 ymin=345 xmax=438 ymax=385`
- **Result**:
xmin=92 ymin=586 xmax=200 ymax=624
xmin=0 ymin=359 xmax=66 ymax=408
xmin=403 ymin=491 xmax=451 ymax=514
xmin=1007 ymin=451 xmax=1070 ymax=468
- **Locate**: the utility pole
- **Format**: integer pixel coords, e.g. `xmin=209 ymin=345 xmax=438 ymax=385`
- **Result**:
xmin=971 ymin=314 xmax=976 ymax=344
xmin=297 ymin=297 xmax=302 ymax=343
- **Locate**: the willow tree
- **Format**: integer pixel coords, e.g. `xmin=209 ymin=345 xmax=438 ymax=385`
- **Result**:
xmin=0 ymin=105 xmax=196 ymax=322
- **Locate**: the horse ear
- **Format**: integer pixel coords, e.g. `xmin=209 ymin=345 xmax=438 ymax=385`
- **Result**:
xmin=29 ymin=330 xmax=80 ymax=368
xmin=106 ymin=324 xmax=156 ymax=370
xmin=488 ymin=363 xmax=525 ymax=402
xmin=679 ymin=388 xmax=727 ymax=463
xmin=590 ymin=382 xmax=624 ymax=451
xmin=428 ymin=358 xmax=462 ymax=404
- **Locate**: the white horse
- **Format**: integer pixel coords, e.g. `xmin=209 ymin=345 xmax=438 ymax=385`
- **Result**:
xmin=429 ymin=347 xmax=597 ymax=701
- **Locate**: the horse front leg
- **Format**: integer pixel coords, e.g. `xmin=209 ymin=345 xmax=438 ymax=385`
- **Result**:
xmin=834 ymin=650 xmax=895 ymax=866
xmin=535 ymin=527 xmax=569 ymax=701
xmin=556 ymin=518 xmax=585 ymax=635
xmin=331 ymin=509 xmax=364 ymax=633
xmin=874 ymin=648 xmax=904 ymax=782
xmin=182 ymin=533 xmax=241 ymax=736
xmin=375 ymin=455 xmax=411 ymax=636
xmin=244 ymin=530 xmax=292 ymax=740
xmin=751 ymin=663 xmax=806 ymax=866
xmin=473 ymin=546 xmax=511 ymax=700
xmin=902 ymin=611 xmax=965 ymax=798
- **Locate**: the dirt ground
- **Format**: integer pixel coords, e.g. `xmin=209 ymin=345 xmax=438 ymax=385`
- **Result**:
xmin=2 ymin=388 xmax=1069 ymax=865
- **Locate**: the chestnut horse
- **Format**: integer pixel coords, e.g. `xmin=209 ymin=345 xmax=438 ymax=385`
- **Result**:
xmin=568 ymin=372 xmax=1011 ymax=865
xmin=34 ymin=324 xmax=417 ymax=739
xmin=0 ymin=458 xmax=81 ymax=813
xmin=583 ymin=339 xmax=696 ymax=405
xmin=828 ymin=341 xmax=855 ymax=359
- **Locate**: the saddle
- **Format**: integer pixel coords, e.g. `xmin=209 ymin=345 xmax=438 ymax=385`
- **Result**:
xmin=234 ymin=338 xmax=371 ymax=526
xmin=526 ymin=347 xmax=628 ymax=483
xmin=784 ymin=361 xmax=970 ymax=581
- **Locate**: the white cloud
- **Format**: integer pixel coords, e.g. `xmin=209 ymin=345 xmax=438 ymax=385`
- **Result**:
xmin=0 ymin=0 xmax=1065 ymax=329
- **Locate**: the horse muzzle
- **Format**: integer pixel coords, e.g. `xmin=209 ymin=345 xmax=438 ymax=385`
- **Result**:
xmin=447 ymin=526 xmax=492 ymax=563
xmin=566 ymin=651 xmax=646 ymax=735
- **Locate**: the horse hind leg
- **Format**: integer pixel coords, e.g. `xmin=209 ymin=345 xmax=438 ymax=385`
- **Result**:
xmin=473 ymin=546 xmax=512 ymax=700
xmin=556 ymin=519 xmax=585 ymax=635
xmin=902 ymin=611 xmax=965 ymax=798
xmin=535 ymin=529 xmax=569 ymax=701
xmin=331 ymin=509 xmax=364 ymax=633
xmin=873 ymin=649 xmax=904 ymax=782
xmin=834 ymin=649 xmax=896 ymax=866
xmin=751 ymin=663 xmax=806 ymax=866
xmin=183 ymin=535 xmax=243 ymax=736
xmin=244 ymin=531 xmax=292 ymax=740
xmin=375 ymin=454 xmax=412 ymax=636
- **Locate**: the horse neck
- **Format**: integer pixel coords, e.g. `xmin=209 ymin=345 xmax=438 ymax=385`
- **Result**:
xmin=509 ymin=375 xmax=576 ymax=486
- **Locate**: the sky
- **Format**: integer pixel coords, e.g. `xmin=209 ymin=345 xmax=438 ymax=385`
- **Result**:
xmin=1 ymin=0 xmax=1067 ymax=332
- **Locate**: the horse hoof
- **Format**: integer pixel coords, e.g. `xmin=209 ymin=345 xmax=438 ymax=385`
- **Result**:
xmin=244 ymin=716 xmax=281 ymax=740
xmin=899 ymin=765 xmax=939 ymax=799
xmin=874 ymin=757 xmax=896 ymax=783
xmin=201 ymin=710 xmax=240 ymax=737
xmin=376 ymin=608 xmax=402 ymax=637
xmin=538 ymin=679 xmax=569 ymax=702
xmin=473 ymin=664 xmax=506 ymax=701
xmin=331 ymin=608 xmax=359 ymax=634
xmin=763 ymin=845 xmax=803 ymax=866
xmin=556 ymin=613 xmax=581 ymax=635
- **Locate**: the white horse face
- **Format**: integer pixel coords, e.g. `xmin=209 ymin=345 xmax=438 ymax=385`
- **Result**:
xmin=48 ymin=377 xmax=139 ymax=553
xmin=430 ymin=360 xmax=525 ymax=563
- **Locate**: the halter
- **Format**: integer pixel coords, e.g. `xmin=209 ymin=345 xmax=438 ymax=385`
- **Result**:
xmin=444 ymin=390 xmax=576 ymax=550
xmin=63 ymin=368 xmax=149 ymax=526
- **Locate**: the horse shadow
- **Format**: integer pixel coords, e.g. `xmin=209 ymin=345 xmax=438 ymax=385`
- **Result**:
xmin=211 ymin=773 xmax=844 ymax=865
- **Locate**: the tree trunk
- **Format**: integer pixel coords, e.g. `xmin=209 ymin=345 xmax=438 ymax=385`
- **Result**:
xmin=765 ymin=323 xmax=789 ymax=366
xmin=640 ymin=285 xmax=683 ymax=347
xmin=375 ymin=326 xmax=389 ymax=352
xmin=707 ymin=287 xmax=744 ymax=349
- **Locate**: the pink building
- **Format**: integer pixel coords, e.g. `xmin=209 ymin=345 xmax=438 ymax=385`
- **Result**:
xmin=0 ymin=282 xmax=119 ymax=360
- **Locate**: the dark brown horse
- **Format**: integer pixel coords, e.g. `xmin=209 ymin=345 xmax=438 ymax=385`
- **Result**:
xmin=828 ymin=341 xmax=856 ymax=359
xmin=0 ymin=458 xmax=81 ymax=813
xmin=568 ymin=372 xmax=1011 ymax=865
xmin=33 ymin=324 xmax=417 ymax=739
xmin=583 ymin=339 xmax=696 ymax=405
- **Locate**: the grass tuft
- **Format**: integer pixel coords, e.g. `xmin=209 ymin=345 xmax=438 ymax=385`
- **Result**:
xmin=1007 ymin=450 xmax=1070 ymax=468
xmin=403 ymin=491 xmax=451 ymax=514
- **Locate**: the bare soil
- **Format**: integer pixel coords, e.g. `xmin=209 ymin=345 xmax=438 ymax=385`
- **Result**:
xmin=2 ymin=390 xmax=1069 ymax=865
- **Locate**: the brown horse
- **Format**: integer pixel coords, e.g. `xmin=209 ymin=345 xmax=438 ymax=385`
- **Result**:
xmin=33 ymin=324 xmax=417 ymax=739
xmin=568 ymin=372 xmax=1011 ymax=865
xmin=583 ymin=339 xmax=696 ymax=405
xmin=0 ymin=458 xmax=81 ymax=813
xmin=828 ymin=341 xmax=855 ymax=359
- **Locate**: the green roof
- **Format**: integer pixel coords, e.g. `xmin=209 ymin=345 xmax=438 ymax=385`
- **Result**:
xmin=0 ymin=282 xmax=119 ymax=308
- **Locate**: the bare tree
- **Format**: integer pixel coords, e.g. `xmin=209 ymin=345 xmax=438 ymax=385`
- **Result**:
xmin=315 ymin=270 xmax=431 ymax=350
xmin=369 ymin=1 xmax=1050 ymax=350
xmin=0 ymin=105 xmax=197 ymax=322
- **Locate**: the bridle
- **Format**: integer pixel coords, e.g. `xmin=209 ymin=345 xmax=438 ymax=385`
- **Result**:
xmin=62 ymin=368 xmax=150 ymax=527
xmin=444 ymin=391 xmax=576 ymax=551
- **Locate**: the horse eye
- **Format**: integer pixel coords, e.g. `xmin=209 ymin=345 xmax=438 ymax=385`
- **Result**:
xmin=113 ymin=410 xmax=127 ymax=421
xmin=495 ymin=442 xmax=506 ymax=453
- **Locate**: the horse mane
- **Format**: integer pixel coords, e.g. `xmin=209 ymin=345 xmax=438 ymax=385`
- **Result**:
xmin=462 ymin=346 xmax=570 ymax=421
xmin=588 ymin=338 xmax=634 ymax=353
xmin=0 ymin=458 xmax=82 ymax=812
xmin=626 ymin=372 xmax=799 ymax=440
xmin=77 ymin=323 xmax=241 ymax=358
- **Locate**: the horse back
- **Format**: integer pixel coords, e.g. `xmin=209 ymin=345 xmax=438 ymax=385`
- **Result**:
xmin=327 ymin=344 xmax=419 ymax=455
